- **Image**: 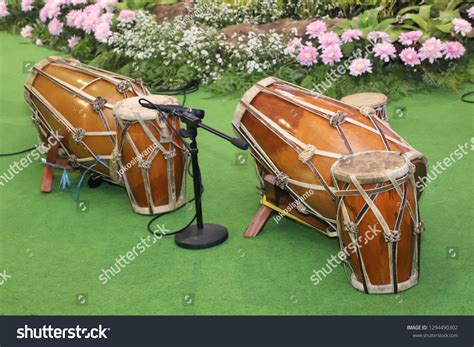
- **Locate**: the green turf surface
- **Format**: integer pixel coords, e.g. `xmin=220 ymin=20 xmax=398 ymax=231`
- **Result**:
xmin=0 ymin=32 xmax=473 ymax=315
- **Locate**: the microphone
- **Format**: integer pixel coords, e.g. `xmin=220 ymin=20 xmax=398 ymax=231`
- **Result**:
xmin=139 ymin=99 xmax=205 ymax=119
xmin=231 ymin=137 xmax=249 ymax=150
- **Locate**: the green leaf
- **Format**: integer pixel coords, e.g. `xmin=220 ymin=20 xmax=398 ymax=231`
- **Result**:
xmin=419 ymin=5 xmax=432 ymax=21
xmin=397 ymin=5 xmax=422 ymax=16
xmin=403 ymin=13 xmax=428 ymax=31
xmin=375 ymin=18 xmax=397 ymax=31
xmin=436 ymin=23 xmax=452 ymax=33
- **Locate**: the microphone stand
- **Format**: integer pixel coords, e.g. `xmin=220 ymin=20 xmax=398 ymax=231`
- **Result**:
xmin=170 ymin=108 xmax=248 ymax=249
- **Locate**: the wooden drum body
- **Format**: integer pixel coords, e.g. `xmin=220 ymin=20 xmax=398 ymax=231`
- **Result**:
xmin=232 ymin=77 xmax=427 ymax=237
xmin=331 ymin=151 xmax=424 ymax=294
xmin=24 ymin=56 xmax=149 ymax=182
xmin=113 ymin=96 xmax=188 ymax=215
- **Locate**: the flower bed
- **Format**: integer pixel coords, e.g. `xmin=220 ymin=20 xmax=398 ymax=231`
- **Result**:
xmin=1 ymin=0 xmax=473 ymax=99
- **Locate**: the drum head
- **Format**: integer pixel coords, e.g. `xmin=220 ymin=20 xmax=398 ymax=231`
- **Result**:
xmin=341 ymin=92 xmax=387 ymax=108
xmin=113 ymin=95 xmax=178 ymax=121
xmin=332 ymin=151 xmax=410 ymax=184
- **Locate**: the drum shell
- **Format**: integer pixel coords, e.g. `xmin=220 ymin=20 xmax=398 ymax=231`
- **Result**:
xmin=24 ymin=56 xmax=148 ymax=180
xmin=114 ymin=101 xmax=188 ymax=215
xmin=334 ymin=178 xmax=419 ymax=292
xmin=233 ymin=78 xmax=427 ymax=229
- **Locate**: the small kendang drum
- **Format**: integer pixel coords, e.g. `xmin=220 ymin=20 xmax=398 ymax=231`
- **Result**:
xmin=341 ymin=92 xmax=388 ymax=122
xmin=331 ymin=151 xmax=424 ymax=294
xmin=24 ymin=56 xmax=149 ymax=182
xmin=113 ymin=96 xmax=188 ymax=215
xmin=232 ymin=77 xmax=427 ymax=237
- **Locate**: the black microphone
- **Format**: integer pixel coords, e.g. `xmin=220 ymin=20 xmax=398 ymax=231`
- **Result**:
xmin=231 ymin=137 xmax=249 ymax=150
xmin=139 ymin=99 xmax=205 ymax=119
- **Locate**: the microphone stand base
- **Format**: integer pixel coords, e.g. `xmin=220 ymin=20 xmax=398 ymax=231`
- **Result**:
xmin=175 ymin=224 xmax=228 ymax=249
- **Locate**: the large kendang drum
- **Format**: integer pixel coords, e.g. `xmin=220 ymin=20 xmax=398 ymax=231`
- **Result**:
xmin=24 ymin=56 xmax=149 ymax=182
xmin=24 ymin=56 xmax=189 ymax=215
xmin=232 ymin=77 xmax=427 ymax=293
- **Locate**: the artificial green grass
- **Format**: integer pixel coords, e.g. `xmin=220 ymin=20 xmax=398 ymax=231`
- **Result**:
xmin=0 ymin=31 xmax=473 ymax=315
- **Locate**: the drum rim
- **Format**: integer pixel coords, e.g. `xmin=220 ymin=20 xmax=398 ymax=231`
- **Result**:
xmin=113 ymin=95 xmax=178 ymax=121
xmin=331 ymin=150 xmax=410 ymax=184
xmin=341 ymin=92 xmax=388 ymax=108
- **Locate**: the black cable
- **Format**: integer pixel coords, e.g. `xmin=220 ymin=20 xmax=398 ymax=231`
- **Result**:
xmin=147 ymin=80 xmax=199 ymax=108
xmin=0 ymin=146 xmax=36 ymax=156
xmin=461 ymin=91 xmax=474 ymax=103
xmin=140 ymin=93 xmax=204 ymax=237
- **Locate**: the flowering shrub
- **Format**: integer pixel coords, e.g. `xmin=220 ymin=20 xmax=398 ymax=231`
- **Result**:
xmin=293 ymin=17 xmax=470 ymax=75
xmin=190 ymin=0 xmax=284 ymax=29
xmin=0 ymin=1 xmax=472 ymax=99
xmin=228 ymin=29 xmax=297 ymax=75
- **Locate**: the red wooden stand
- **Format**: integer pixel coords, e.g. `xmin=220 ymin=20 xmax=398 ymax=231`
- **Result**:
xmin=40 ymin=141 xmax=71 ymax=193
xmin=243 ymin=174 xmax=331 ymax=238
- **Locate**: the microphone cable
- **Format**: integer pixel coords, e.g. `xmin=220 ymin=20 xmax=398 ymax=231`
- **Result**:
xmin=0 ymin=146 xmax=36 ymax=157
xmin=139 ymin=98 xmax=204 ymax=237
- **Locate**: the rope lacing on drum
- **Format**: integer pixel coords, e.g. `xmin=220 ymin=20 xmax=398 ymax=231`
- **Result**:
xmin=275 ymin=173 xmax=289 ymax=189
xmin=298 ymin=144 xmax=317 ymax=163
xmin=32 ymin=115 xmax=40 ymax=124
xmin=164 ymin=148 xmax=176 ymax=160
xmin=92 ymin=96 xmax=107 ymax=113
xmin=116 ymin=80 xmax=132 ymax=94
xmin=295 ymin=201 xmax=309 ymax=215
xmin=384 ymin=229 xmax=401 ymax=243
xmin=138 ymin=161 xmax=152 ymax=170
xmin=359 ymin=106 xmax=377 ymax=117
xmin=343 ymin=221 xmax=359 ymax=236
xmin=68 ymin=154 xmax=80 ymax=169
xmin=72 ymin=128 xmax=85 ymax=144
xmin=329 ymin=111 xmax=347 ymax=127
xmin=414 ymin=220 xmax=425 ymax=235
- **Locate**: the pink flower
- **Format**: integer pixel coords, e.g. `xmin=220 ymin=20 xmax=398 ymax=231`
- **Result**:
xmin=39 ymin=1 xmax=61 ymax=23
xmin=297 ymin=46 xmax=318 ymax=67
xmin=367 ymin=31 xmax=390 ymax=42
xmin=398 ymin=31 xmax=423 ymax=46
xmin=101 ymin=12 xmax=113 ymax=24
xmin=318 ymin=32 xmax=340 ymax=49
xmin=48 ymin=17 xmax=64 ymax=36
xmin=67 ymin=35 xmax=80 ymax=49
xmin=442 ymin=41 xmax=465 ymax=60
xmin=419 ymin=38 xmax=444 ymax=63
xmin=35 ymin=39 xmax=43 ymax=46
xmin=452 ymin=18 xmax=472 ymax=37
xmin=306 ymin=20 xmax=327 ymax=39
xmin=349 ymin=58 xmax=372 ymax=76
xmin=20 ymin=25 xmax=34 ymax=38
xmin=399 ymin=48 xmax=421 ymax=67
xmin=373 ymin=42 xmax=396 ymax=62
xmin=70 ymin=0 xmax=87 ymax=4
xmin=80 ymin=4 xmax=102 ymax=33
xmin=321 ymin=45 xmax=342 ymax=65
xmin=0 ymin=0 xmax=9 ymax=18
xmin=341 ymin=29 xmax=362 ymax=43
xmin=468 ymin=6 xmax=474 ymax=19
xmin=94 ymin=21 xmax=112 ymax=43
xmin=66 ymin=9 xmax=82 ymax=28
xmin=96 ymin=0 xmax=117 ymax=12
xmin=285 ymin=37 xmax=302 ymax=55
xmin=118 ymin=9 xmax=136 ymax=24
xmin=21 ymin=0 xmax=33 ymax=12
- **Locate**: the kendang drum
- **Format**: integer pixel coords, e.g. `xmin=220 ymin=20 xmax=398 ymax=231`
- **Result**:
xmin=24 ymin=56 xmax=149 ymax=182
xmin=341 ymin=92 xmax=388 ymax=122
xmin=232 ymin=77 xmax=427 ymax=237
xmin=331 ymin=151 xmax=424 ymax=294
xmin=113 ymin=96 xmax=188 ymax=215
